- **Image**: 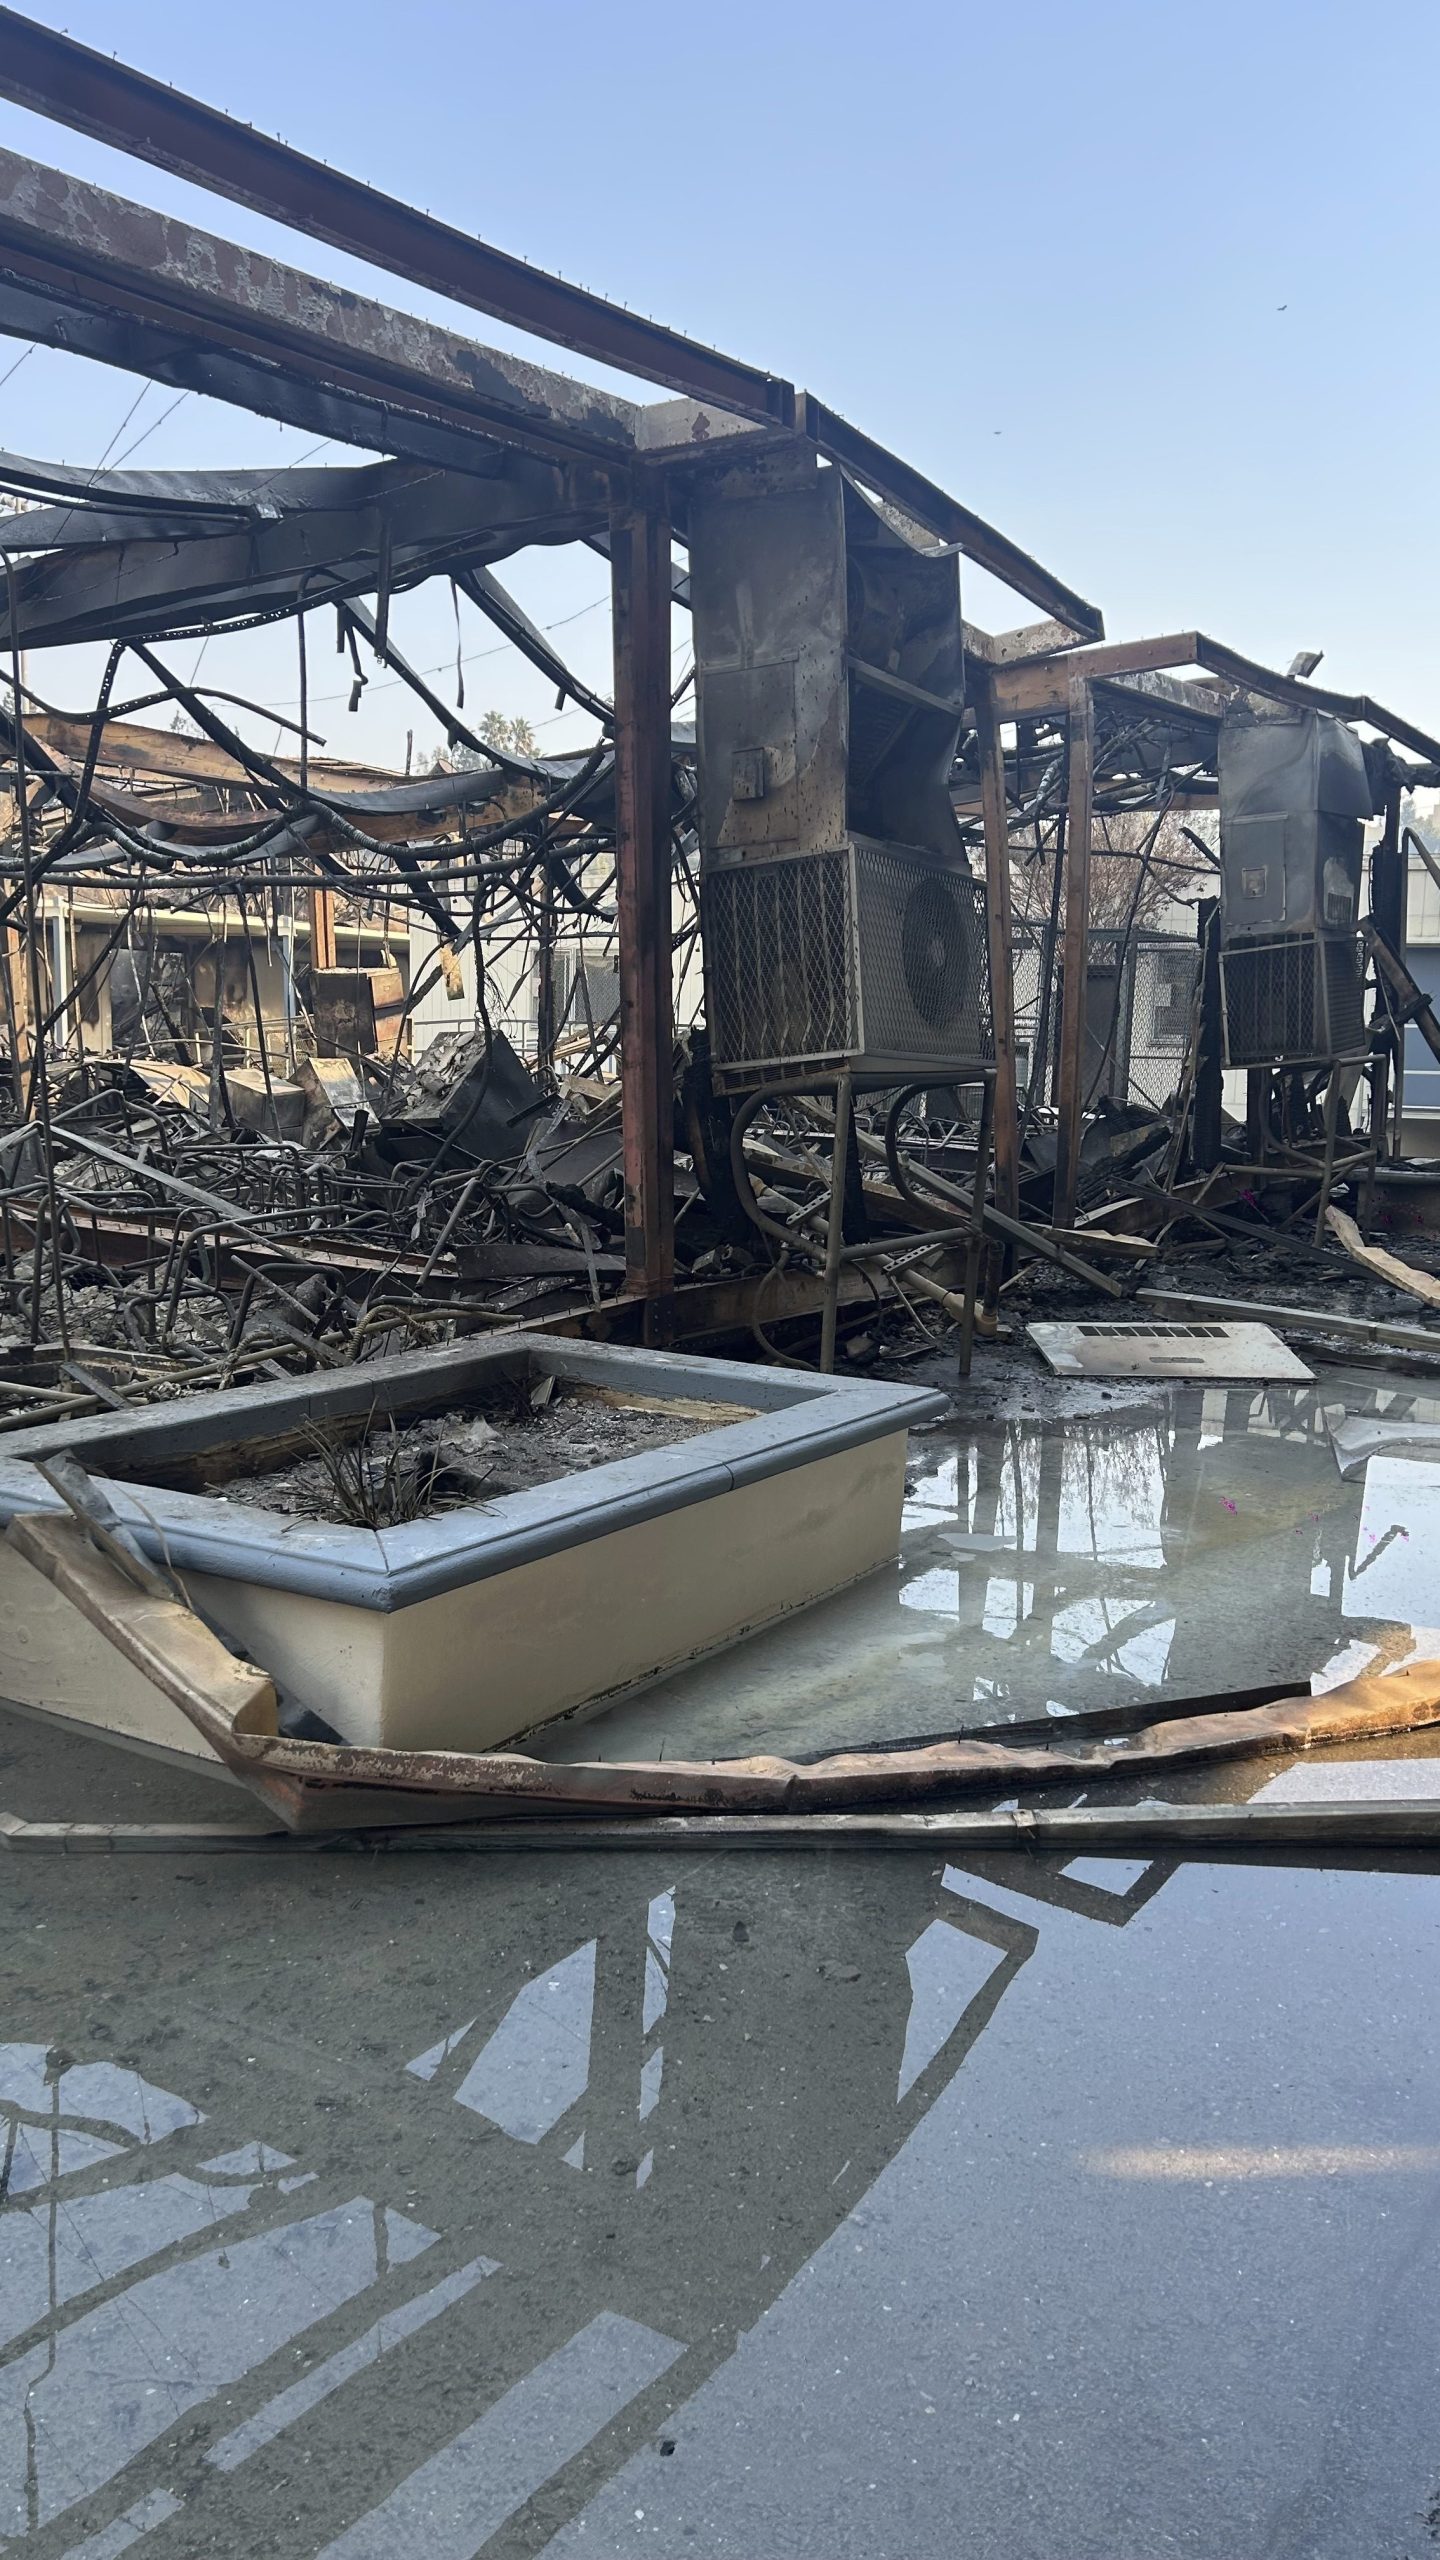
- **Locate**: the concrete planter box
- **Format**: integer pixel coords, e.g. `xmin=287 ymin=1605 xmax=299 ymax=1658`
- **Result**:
xmin=0 ymin=1337 xmax=943 ymax=1764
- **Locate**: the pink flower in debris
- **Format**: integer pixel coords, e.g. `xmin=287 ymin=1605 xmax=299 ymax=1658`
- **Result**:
xmin=1222 ymin=1498 xmax=1238 ymax=1514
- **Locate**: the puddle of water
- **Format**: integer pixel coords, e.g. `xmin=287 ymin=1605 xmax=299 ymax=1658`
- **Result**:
xmin=0 ymin=2196 xmax=436 ymax=2535
xmin=10 ymin=1811 xmax=1440 ymax=2558
xmin=547 ymin=1369 xmax=1440 ymax=1763
xmin=7 ymin=1375 xmax=1440 ymax=2559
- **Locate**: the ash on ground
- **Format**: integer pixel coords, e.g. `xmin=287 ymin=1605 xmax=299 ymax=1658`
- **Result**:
xmin=221 ymin=1390 xmax=736 ymax=1527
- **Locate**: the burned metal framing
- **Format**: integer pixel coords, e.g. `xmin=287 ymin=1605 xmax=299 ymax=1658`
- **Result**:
xmin=973 ymin=626 xmax=1440 ymax=1233
xmin=5 ymin=17 xmax=1424 ymax=1310
xmin=0 ymin=28 xmax=1110 ymax=1312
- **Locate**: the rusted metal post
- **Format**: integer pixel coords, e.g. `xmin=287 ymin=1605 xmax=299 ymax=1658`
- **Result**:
xmin=975 ymin=675 xmax=1019 ymax=1222
xmin=307 ymin=887 xmax=338 ymax=975
xmin=1053 ymin=673 xmax=1094 ymax=1230
xmin=1193 ymin=897 xmax=1223 ymax=1172
xmin=610 ymin=492 xmax=675 ymax=1325
xmin=1371 ymin=783 xmax=1405 ymax=1157
xmin=535 ymin=850 xmax=557 ymax=1084
xmin=819 ymin=1070 xmax=854 ymax=1374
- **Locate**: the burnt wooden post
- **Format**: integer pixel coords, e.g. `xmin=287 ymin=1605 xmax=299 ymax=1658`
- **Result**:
xmin=1052 ymin=673 xmax=1094 ymax=1230
xmin=307 ymin=886 xmax=338 ymax=974
xmin=975 ymin=673 xmax=1020 ymax=1221
xmin=610 ymin=492 xmax=675 ymax=1325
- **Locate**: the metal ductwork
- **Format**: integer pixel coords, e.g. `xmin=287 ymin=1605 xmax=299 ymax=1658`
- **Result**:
xmin=1217 ymin=708 xmax=1375 ymax=1066
xmin=689 ymin=463 xmax=992 ymax=1089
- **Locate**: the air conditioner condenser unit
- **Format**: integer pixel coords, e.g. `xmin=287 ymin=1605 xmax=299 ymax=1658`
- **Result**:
xmin=1219 ymin=930 xmax=1367 ymax=1068
xmin=701 ymin=838 xmax=992 ymax=1091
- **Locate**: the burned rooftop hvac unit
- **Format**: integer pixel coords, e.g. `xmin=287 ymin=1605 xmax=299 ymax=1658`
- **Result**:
xmin=1217 ymin=709 xmax=1374 ymax=1068
xmin=690 ymin=465 xmax=991 ymax=1089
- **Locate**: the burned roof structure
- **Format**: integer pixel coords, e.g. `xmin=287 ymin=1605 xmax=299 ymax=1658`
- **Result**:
xmin=0 ymin=6 xmax=1437 ymax=1413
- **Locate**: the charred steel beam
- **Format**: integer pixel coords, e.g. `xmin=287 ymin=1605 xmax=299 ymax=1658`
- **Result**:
xmin=0 ymin=269 xmax=550 ymax=482
xmin=0 ymin=459 xmax=606 ymax=650
xmin=797 ymin=396 xmax=1104 ymax=641
xmin=452 ymin=563 xmax=612 ymax=725
xmin=0 ymin=450 xmax=373 ymax=517
xmin=0 ymin=150 xmax=643 ymax=469
xmin=338 ymin=596 xmax=538 ymax=775
xmin=1191 ymin=634 xmax=1440 ymax=768
xmin=0 ymin=10 xmax=792 ymax=426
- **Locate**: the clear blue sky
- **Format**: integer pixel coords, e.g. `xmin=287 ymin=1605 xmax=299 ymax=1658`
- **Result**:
xmin=1 ymin=0 xmax=1436 ymax=769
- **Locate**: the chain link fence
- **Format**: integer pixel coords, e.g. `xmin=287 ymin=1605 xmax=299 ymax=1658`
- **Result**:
xmin=1012 ymin=925 xmax=1198 ymax=1116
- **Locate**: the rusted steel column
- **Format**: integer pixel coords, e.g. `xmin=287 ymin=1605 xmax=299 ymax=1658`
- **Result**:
xmin=1371 ymin=782 xmax=1405 ymax=1156
xmin=610 ymin=493 xmax=675 ymax=1317
xmin=975 ymin=674 xmax=1019 ymax=1219
xmin=1052 ymin=673 xmax=1094 ymax=1230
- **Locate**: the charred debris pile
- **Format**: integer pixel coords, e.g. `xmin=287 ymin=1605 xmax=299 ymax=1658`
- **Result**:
xmin=2 ymin=19 xmax=1440 ymax=1433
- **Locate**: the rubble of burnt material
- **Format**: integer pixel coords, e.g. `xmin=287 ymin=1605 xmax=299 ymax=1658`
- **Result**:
xmin=208 ymin=1385 xmax=739 ymax=1526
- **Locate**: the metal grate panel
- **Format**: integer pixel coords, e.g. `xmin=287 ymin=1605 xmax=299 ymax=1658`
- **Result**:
xmin=702 ymin=850 xmax=857 ymax=1076
xmin=1220 ymin=931 xmax=1366 ymax=1066
xmin=1125 ymin=938 xmax=1198 ymax=1110
xmin=1028 ymin=1318 xmax=1314 ymax=1381
xmin=1323 ymin=932 xmax=1367 ymax=1057
xmin=703 ymin=842 xmax=991 ymax=1083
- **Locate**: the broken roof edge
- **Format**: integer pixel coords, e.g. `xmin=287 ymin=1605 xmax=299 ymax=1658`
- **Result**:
xmin=990 ymin=627 xmax=1440 ymax=766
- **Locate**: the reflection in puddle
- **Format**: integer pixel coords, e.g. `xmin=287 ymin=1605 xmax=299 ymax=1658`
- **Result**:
xmin=0 ymin=1848 xmax=1183 ymax=2557
xmin=0 ymin=2197 xmax=435 ymax=2533
xmin=207 ymin=2252 xmax=500 ymax=2474
xmin=445 ymin=1940 xmax=597 ymax=2145
xmin=895 ymin=1376 xmax=1437 ymax=1726
xmin=0 ymin=2048 xmax=201 ymax=2144
xmin=2 ymin=2124 xmax=125 ymax=2198
xmin=310 ymin=2311 xmax=683 ymax=2560
xmin=1346 ymin=1457 xmax=1440 ymax=1647
xmin=57 ymin=2484 xmax=181 ymax=2559
xmin=897 ymin=1922 xmax=1009 ymax=2100
xmin=1 ymin=2170 xmax=261 ymax=2350
xmin=523 ymin=1371 xmax=1440 ymax=1768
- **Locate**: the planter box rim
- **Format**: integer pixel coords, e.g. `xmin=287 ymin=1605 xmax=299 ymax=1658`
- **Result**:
xmin=0 ymin=1334 xmax=945 ymax=1611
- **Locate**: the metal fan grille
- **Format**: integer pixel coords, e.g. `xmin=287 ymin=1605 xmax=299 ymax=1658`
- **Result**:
xmin=1220 ymin=931 xmax=1366 ymax=1065
xmin=702 ymin=851 xmax=857 ymax=1075
xmin=854 ymin=844 xmax=992 ymax=1065
xmin=1323 ymin=933 xmax=1367 ymax=1057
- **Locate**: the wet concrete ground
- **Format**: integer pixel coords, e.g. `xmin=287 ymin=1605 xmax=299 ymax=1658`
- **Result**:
xmin=552 ymin=1359 xmax=1440 ymax=1762
xmin=4 ymin=1356 xmax=1440 ymax=2556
